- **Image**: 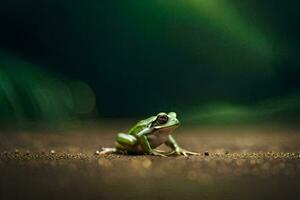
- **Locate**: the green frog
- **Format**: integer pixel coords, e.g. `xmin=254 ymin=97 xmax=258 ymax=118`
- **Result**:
xmin=100 ymin=112 xmax=199 ymax=157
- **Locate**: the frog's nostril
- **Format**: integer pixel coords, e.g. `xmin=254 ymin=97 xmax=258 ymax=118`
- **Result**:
xmin=168 ymin=112 xmax=177 ymax=118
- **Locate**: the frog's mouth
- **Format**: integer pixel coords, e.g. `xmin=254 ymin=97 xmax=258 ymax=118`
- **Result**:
xmin=155 ymin=123 xmax=180 ymax=131
xmin=153 ymin=125 xmax=179 ymax=136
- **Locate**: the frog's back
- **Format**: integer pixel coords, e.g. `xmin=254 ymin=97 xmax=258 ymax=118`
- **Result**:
xmin=128 ymin=116 xmax=156 ymax=135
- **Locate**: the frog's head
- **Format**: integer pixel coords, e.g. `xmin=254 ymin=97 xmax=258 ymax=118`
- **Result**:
xmin=151 ymin=112 xmax=180 ymax=131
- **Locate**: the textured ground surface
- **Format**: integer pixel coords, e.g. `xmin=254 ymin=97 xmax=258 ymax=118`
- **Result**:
xmin=0 ymin=125 xmax=300 ymax=200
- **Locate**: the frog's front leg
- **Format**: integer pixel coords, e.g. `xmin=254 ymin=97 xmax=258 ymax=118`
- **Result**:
xmin=165 ymin=135 xmax=199 ymax=157
xmin=137 ymin=128 xmax=167 ymax=157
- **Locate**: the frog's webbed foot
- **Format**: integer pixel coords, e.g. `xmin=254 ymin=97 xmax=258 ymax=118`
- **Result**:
xmin=168 ymin=148 xmax=200 ymax=157
xmin=153 ymin=149 xmax=176 ymax=156
xmin=149 ymin=150 xmax=168 ymax=157
xmin=99 ymin=147 xmax=117 ymax=155
xmin=153 ymin=149 xmax=169 ymax=154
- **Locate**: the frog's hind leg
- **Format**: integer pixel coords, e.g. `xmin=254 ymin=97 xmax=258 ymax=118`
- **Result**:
xmin=153 ymin=149 xmax=176 ymax=155
xmin=153 ymin=149 xmax=168 ymax=154
xmin=100 ymin=133 xmax=138 ymax=155
xmin=115 ymin=133 xmax=139 ymax=154
xmin=99 ymin=147 xmax=117 ymax=155
xmin=116 ymin=133 xmax=137 ymax=147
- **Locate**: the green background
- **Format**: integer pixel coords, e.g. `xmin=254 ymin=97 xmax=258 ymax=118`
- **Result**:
xmin=0 ymin=0 xmax=299 ymax=127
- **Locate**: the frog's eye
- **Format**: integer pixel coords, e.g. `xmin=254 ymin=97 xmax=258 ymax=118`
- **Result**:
xmin=157 ymin=114 xmax=168 ymax=124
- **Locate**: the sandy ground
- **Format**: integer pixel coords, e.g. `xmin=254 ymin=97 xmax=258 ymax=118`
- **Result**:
xmin=0 ymin=125 xmax=300 ymax=200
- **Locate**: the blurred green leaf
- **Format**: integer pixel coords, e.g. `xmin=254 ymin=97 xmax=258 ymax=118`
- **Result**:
xmin=0 ymin=50 xmax=96 ymax=128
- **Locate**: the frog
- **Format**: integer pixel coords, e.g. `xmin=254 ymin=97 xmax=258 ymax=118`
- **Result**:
xmin=99 ymin=112 xmax=199 ymax=157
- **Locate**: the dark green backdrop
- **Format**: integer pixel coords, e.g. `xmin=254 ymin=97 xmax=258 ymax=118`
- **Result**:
xmin=0 ymin=0 xmax=299 ymax=126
